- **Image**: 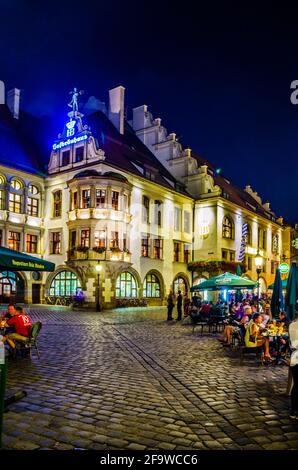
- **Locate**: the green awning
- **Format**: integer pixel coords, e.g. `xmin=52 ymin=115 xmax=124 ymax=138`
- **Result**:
xmin=191 ymin=272 xmax=257 ymax=291
xmin=0 ymin=246 xmax=55 ymax=272
xmin=268 ymin=278 xmax=288 ymax=290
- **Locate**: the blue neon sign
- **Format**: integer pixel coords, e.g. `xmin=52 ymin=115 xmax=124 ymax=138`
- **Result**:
xmin=52 ymin=134 xmax=88 ymax=150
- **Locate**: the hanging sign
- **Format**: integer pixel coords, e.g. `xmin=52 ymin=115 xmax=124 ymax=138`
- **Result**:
xmin=279 ymin=262 xmax=289 ymax=274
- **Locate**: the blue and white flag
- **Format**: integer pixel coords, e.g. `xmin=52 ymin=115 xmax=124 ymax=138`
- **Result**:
xmin=238 ymin=223 xmax=248 ymax=262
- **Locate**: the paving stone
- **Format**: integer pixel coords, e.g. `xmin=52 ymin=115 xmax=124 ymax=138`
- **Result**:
xmin=2 ymin=307 xmax=295 ymax=450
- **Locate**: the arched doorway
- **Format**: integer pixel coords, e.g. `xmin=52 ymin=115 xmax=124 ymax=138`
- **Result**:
xmin=173 ymin=275 xmax=189 ymax=295
xmin=0 ymin=271 xmax=25 ymax=303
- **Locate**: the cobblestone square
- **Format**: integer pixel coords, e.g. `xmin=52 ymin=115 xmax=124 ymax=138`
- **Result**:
xmin=2 ymin=306 xmax=298 ymax=450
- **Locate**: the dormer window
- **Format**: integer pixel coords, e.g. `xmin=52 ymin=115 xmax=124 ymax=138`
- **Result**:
xmin=222 ymin=216 xmax=234 ymax=239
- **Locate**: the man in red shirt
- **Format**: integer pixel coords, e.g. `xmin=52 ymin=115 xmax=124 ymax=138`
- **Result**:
xmin=2 ymin=306 xmax=32 ymax=349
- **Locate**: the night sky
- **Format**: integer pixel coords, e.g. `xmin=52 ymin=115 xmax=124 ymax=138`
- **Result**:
xmin=1 ymin=1 xmax=298 ymax=221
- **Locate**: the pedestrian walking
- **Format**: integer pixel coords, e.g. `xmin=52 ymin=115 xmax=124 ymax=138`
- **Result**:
xmin=176 ymin=290 xmax=183 ymax=321
xmin=167 ymin=290 xmax=175 ymax=321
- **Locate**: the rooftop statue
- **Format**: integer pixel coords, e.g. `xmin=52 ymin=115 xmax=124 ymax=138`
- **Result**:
xmin=68 ymin=87 xmax=84 ymax=113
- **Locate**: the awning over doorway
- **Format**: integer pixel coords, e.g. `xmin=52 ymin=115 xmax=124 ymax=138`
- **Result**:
xmin=0 ymin=246 xmax=55 ymax=272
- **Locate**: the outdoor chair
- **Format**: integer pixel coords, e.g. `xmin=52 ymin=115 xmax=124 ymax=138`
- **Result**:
xmin=236 ymin=328 xmax=264 ymax=365
xmin=15 ymin=321 xmax=42 ymax=359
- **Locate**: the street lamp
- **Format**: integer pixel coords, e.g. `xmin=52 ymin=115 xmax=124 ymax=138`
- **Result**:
xmin=254 ymin=251 xmax=263 ymax=310
xmin=95 ymin=262 xmax=102 ymax=312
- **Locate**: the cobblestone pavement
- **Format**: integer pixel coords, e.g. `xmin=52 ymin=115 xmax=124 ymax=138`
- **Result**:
xmin=2 ymin=306 xmax=298 ymax=450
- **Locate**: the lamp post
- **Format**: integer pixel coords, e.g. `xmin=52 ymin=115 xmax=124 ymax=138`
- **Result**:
xmin=254 ymin=251 xmax=263 ymax=311
xmin=95 ymin=262 xmax=102 ymax=312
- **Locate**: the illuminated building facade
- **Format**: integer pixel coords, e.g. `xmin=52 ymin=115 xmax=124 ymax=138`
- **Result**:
xmin=0 ymin=80 xmax=286 ymax=307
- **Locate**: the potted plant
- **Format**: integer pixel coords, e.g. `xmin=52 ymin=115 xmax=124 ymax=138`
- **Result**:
xmin=110 ymin=246 xmax=121 ymax=253
xmin=76 ymin=245 xmax=89 ymax=253
xmin=92 ymin=246 xmax=106 ymax=254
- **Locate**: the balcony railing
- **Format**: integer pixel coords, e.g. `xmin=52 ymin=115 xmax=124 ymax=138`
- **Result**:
xmin=67 ymin=247 xmax=131 ymax=263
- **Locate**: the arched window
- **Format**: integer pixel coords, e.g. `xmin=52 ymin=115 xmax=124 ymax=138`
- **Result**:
xmin=29 ymin=184 xmax=39 ymax=195
xmin=222 ymin=216 xmax=234 ymax=239
xmin=53 ymin=190 xmax=62 ymax=217
xmin=246 ymin=224 xmax=252 ymax=245
xmin=49 ymin=270 xmax=80 ymax=297
xmin=116 ymin=272 xmax=137 ymax=298
xmin=11 ymin=179 xmax=23 ymax=190
xmin=173 ymin=277 xmax=188 ymax=295
xmin=0 ymin=174 xmax=5 ymax=210
xmin=143 ymin=273 xmax=161 ymax=298
xmin=9 ymin=179 xmax=24 ymax=214
xmin=0 ymin=271 xmax=17 ymax=301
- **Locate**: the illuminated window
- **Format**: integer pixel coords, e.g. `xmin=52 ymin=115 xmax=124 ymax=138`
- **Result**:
xmin=80 ymin=229 xmax=90 ymax=247
xmin=81 ymin=189 xmax=90 ymax=209
xmin=50 ymin=232 xmax=61 ymax=254
xmin=29 ymin=185 xmax=39 ymax=195
xmin=28 ymin=197 xmax=39 ymax=216
xmin=111 ymin=191 xmax=119 ymax=210
xmin=0 ymin=175 xmax=5 ymax=184
xmin=222 ymin=216 xmax=234 ymax=239
xmin=143 ymin=273 xmax=161 ymax=298
xmin=8 ymin=231 xmax=21 ymax=251
xmin=110 ymin=231 xmax=119 ymax=248
xmin=184 ymin=211 xmax=190 ymax=233
xmin=0 ymin=271 xmax=17 ymax=301
xmin=0 ymin=190 xmax=4 ymax=210
xmin=71 ymin=191 xmax=78 ymax=210
xmin=26 ymin=234 xmax=38 ymax=253
xmin=258 ymin=228 xmax=267 ymax=250
xmin=53 ymin=190 xmax=62 ymax=217
xmin=141 ymin=235 xmax=150 ymax=257
xmin=184 ymin=243 xmax=191 ymax=263
xmin=142 ymin=196 xmax=150 ymax=223
xmin=173 ymin=277 xmax=187 ymax=295
xmin=154 ymin=200 xmax=162 ymax=226
xmin=246 ymin=224 xmax=252 ymax=245
xmin=153 ymin=238 xmax=163 ymax=259
xmin=116 ymin=272 xmax=137 ymax=298
xmin=174 ymin=208 xmax=182 ymax=231
xmin=11 ymin=179 xmax=23 ymax=190
xmin=96 ymin=189 xmax=105 ymax=208
xmin=70 ymin=231 xmax=76 ymax=248
xmin=174 ymin=242 xmax=180 ymax=262
xmin=9 ymin=193 xmax=22 ymax=213
xmin=94 ymin=230 xmax=106 ymax=247
xmin=247 ymin=256 xmax=252 ymax=271
xmin=49 ymin=270 xmax=80 ymax=297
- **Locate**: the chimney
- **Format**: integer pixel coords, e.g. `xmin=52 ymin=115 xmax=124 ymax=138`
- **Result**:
xmin=108 ymin=86 xmax=125 ymax=134
xmin=132 ymin=105 xmax=148 ymax=130
xmin=7 ymin=88 xmax=21 ymax=119
xmin=0 ymin=80 xmax=5 ymax=104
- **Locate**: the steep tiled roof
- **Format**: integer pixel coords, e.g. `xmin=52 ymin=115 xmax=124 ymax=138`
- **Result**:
xmin=85 ymin=111 xmax=189 ymax=194
xmin=0 ymin=104 xmax=48 ymax=176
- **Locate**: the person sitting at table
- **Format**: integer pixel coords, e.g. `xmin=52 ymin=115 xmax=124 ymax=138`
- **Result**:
xmin=219 ymin=315 xmax=249 ymax=346
xmin=1 ymin=304 xmax=17 ymax=334
xmin=1 ymin=306 xmax=32 ymax=350
xmin=278 ymin=311 xmax=290 ymax=329
xmin=245 ymin=313 xmax=272 ymax=361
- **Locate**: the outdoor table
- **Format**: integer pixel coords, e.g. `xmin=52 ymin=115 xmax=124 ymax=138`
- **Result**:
xmin=267 ymin=333 xmax=289 ymax=365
